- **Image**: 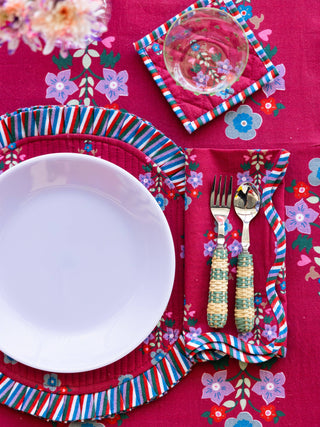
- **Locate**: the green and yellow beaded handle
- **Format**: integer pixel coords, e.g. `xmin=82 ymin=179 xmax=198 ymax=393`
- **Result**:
xmin=234 ymin=251 xmax=255 ymax=333
xmin=207 ymin=247 xmax=229 ymax=328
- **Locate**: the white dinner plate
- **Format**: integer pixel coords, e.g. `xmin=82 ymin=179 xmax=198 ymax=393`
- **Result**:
xmin=0 ymin=153 xmax=175 ymax=373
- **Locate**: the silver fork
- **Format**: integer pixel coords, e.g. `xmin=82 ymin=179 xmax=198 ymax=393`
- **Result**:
xmin=207 ymin=175 xmax=233 ymax=329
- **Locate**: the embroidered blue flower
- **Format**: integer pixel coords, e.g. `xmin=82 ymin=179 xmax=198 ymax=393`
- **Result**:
xmin=155 ymin=193 xmax=168 ymax=211
xmin=150 ymin=348 xmax=166 ymax=365
xmin=254 ymin=295 xmax=263 ymax=305
xmin=280 ymin=281 xmax=286 ymax=291
xmin=184 ymin=194 xmax=192 ymax=210
xmin=191 ymin=42 xmax=200 ymax=51
xmin=118 ymin=374 xmax=133 ymax=385
xmin=8 ymin=142 xmax=17 ymax=150
xmin=204 ymin=240 xmax=216 ymax=257
xmin=192 ymin=71 xmax=210 ymax=88
xmin=4 ymin=354 xmax=17 ymax=365
xmin=217 ymin=58 xmax=232 ymax=74
xmin=225 ymin=411 xmax=262 ymax=427
xmin=152 ymin=43 xmax=161 ymax=53
xmin=84 ymin=141 xmax=93 ymax=152
xmin=187 ymin=171 xmax=203 ymax=188
xmin=262 ymin=64 xmax=286 ymax=97
xmin=139 ymin=172 xmax=154 ymax=189
xmin=238 ymin=5 xmax=253 ymax=21
xmin=228 ymin=239 xmax=242 ymax=257
xmin=225 ymin=105 xmax=262 ymax=141
xmin=262 ymin=324 xmax=278 ymax=341
xmin=43 ymin=373 xmax=61 ymax=392
xmin=308 ymin=158 xmax=320 ymax=186
xmin=237 ymin=171 xmax=253 ymax=186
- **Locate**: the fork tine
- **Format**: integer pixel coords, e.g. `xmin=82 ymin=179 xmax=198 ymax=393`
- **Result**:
xmin=221 ymin=176 xmax=227 ymax=206
xmin=216 ymin=175 xmax=222 ymax=206
xmin=226 ymin=176 xmax=233 ymax=208
xmin=210 ymin=176 xmax=217 ymax=207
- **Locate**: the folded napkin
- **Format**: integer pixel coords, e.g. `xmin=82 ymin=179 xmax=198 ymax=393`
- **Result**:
xmin=134 ymin=0 xmax=279 ymax=133
xmin=183 ymin=148 xmax=290 ymax=363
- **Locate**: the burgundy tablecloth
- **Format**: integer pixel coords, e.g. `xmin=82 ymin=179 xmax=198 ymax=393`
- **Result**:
xmin=0 ymin=0 xmax=319 ymax=426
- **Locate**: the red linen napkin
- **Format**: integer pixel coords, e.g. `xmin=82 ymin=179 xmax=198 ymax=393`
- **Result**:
xmin=183 ymin=148 xmax=290 ymax=363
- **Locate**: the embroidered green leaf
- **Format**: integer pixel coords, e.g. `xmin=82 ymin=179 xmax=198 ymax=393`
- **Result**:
xmin=264 ymin=315 xmax=273 ymax=324
xmin=259 ymin=356 xmax=278 ymax=370
xmin=230 ymin=257 xmax=238 ymax=267
xmin=235 ymin=388 xmax=242 ymax=398
xmin=235 ymin=379 xmax=243 ymax=388
xmin=276 ymin=103 xmax=285 ymax=110
xmin=285 ymin=186 xmax=294 ymax=193
xmin=208 ymin=417 xmax=213 ymax=425
xmin=240 ymin=398 xmax=247 ymax=410
xmin=142 ymin=164 xmax=153 ymax=172
xmin=306 ymin=196 xmax=319 ymax=204
xmin=211 ymin=355 xmax=229 ymax=370
xmin=240 ymin=161 xmax=251 ymax=171
xmin=211 ymin=52 xmax=222 ymax=61
xmin=273 ymin=109 xmax=279 ymax=117
xmin=82 ymin=53 xmax=92 ymax=69
xmin=201 ymin=411 xmax=211 ymax=418
xmin=187 ymin=318 xmax=198 ymax=326
xmin=165 ymin=318 xmax=175 ymax=327
xmin=263 ymin=43 xmax=278 ymax=59
xmin=223 ymin=400 xmax=236 ymax=408
xmin=264 ymin=161 xmax=274 ymax=170
xmin=52 ymin=53 xmax=73 ymax=70
xmin=292 ymin=234 xmax=313 ymax=253
xmin=239 ymin=361 xmax=247 ymax=371
xmin=190 ymin=64 xmax=201 ymax=74
xmin=276 ymin=411 xmax=286 ymax=417
xmin=0 ymin=161 xmax=4 ymax=171
xmin=274 ymin=416 xmax=280 ymax=424
xmin=188 ymin=161 xmax=199 ymax=171
xmin=244 ymin=378 xmax=251 ymax=387
xmin=87 ymin=49 xmax=100 ymax=57
xmin=100 ymin=49 xmax=121 ymax=68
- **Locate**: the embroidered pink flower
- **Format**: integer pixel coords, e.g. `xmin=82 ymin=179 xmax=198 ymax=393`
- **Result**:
xmin=95 ymin=68 xmax=128 ymax=103
xmin=201 ymin=371 xmax=235 ymax=405
xmin=252 ymin=370 xmax=285 ymax=404
xmin=285 ymin=199 xmax=318 ymax=234
xmin=163 ymin=327 xmax=179 ymax=344
xmin=45 ymin=70 xmax=78 ymax=104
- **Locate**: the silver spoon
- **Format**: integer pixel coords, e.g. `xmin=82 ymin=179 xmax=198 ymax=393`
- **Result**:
xmin=233 ymin=182 xmax=261 ymax=333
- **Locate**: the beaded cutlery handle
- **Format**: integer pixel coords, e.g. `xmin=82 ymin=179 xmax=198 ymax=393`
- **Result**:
xmin=234 ymin=251 xmax=255 ymax=333
xmin=207 ymin=247 xmax=229 ymax=328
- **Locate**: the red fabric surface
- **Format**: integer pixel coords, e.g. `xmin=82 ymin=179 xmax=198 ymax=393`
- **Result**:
xmin=0 ymin=0 xmax=319 ymax=425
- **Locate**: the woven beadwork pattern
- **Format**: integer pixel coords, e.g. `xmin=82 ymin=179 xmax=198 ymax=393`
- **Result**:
xmin=234 ymin=251 xmax=255 ymax=333
xmin=207 ymin=247 xmax=228 ymax=328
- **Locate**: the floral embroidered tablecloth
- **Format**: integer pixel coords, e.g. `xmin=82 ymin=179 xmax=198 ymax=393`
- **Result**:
xmin=0 ymin=0 xmax=319 ymax=426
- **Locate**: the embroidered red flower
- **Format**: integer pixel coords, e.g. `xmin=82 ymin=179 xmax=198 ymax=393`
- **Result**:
xmin=206 ymin=230 xmax=215 ymax=240
xmin=190 ymin=188 xmax=199 ymax=198
xmin=260 ymin=97 xmax=277 ymax=115
xmin=106 ymin=413 xmax=121 ymax=424
xmin=293 ymin=181 xmax=310 ymax=199
xmin=209 ymin=405 xmax=226 ymax=422
xmin=231 ymin=230 xmax=240 ymax=239
xmin=260 ymin=404 xmax=277 ymax=422
xmin=167 ymin=190 xmax=176 ymax=199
